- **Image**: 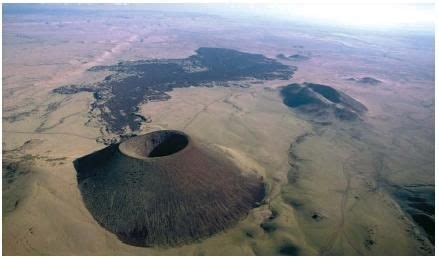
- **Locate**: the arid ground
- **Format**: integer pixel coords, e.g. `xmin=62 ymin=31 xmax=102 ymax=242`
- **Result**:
xmin=2 ymin=4 xmax=434 ymax=255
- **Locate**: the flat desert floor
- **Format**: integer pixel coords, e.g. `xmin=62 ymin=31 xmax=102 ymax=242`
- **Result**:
xmin=2 ymin=5 xmax=435 ymax=255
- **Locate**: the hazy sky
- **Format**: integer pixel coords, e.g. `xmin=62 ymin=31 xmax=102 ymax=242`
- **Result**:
xmin=194 ymin=3 xmax=435 ymax=32
xmin=249 ymin=4 xmax=433 ymax=27
xmin=121 ymin=3 xmax=435 ymax=32
xmin=3 ymin=3 xmax=435 ymax=33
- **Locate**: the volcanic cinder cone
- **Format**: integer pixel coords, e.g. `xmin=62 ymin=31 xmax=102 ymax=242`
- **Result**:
xmin=74 ymin=130 xmax=265 ymax=247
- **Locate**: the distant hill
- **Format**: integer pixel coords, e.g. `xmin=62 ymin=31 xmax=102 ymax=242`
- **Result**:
xmin=346 ymin=76 xmax=382 ymax=85
xmin=280 ymin=83 xmax=367 ymax=122
xmin=276 ymin=53 xmax=310 ymax=61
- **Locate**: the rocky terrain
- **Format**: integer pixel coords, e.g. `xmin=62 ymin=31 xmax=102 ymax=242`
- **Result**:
xmin=53 ymin=48 xmax=296 ymax=139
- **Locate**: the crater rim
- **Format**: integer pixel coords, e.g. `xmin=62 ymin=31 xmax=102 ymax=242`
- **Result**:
xmin=119 ymin=130 xmax=190 ymax=160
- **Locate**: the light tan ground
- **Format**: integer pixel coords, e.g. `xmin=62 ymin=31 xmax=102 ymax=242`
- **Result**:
xmin=3 ymin=8 xmax=434 ymax=255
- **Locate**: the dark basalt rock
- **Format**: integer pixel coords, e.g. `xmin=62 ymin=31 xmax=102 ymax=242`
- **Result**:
xmin=74 ymin=130 xmax=265 ymax=247
xmin=280 ymin=83 xmax=367 ymax=122
xmin=279 ymin=243 xmax=300 ymax=255
xmin=53 ymin=84 xmax=96 ymax=94
xmin=391 ymin=186 xmax=434 ymax=244
xmin=54 ymin=48 xmax=296 ymax=135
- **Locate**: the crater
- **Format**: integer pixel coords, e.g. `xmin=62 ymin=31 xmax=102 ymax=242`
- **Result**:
xmin=119 ymin=130 xmax=189 ymax=159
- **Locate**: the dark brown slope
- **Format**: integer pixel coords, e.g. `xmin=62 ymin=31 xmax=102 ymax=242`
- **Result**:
xmin=74 ymin=130 xmax=265 ymax=247
xmin=280 ymin=82 xmax=367 ymax=122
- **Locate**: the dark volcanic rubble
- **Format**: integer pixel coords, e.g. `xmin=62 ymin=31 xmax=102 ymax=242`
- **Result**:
xmin=74 ymin=130 xmax=265 ymax=247
xmin=54 ymin=48 xmax=296 ymax=135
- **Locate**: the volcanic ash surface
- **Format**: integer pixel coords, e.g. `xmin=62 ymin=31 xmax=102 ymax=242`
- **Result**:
xmin=74 ymin=130 xmax=265 ymax=247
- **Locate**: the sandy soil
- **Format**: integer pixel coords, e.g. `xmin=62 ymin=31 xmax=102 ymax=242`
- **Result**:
xmin=2 ymin=6 xmax=434 ymax=255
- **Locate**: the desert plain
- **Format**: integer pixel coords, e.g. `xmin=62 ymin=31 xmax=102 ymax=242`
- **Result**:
xmin=2 ymin=4 xmax=435 ymax=255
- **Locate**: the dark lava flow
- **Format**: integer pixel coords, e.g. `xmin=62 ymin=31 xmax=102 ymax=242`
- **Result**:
xmin=54 ymin=48 xmax=295 ymax=135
